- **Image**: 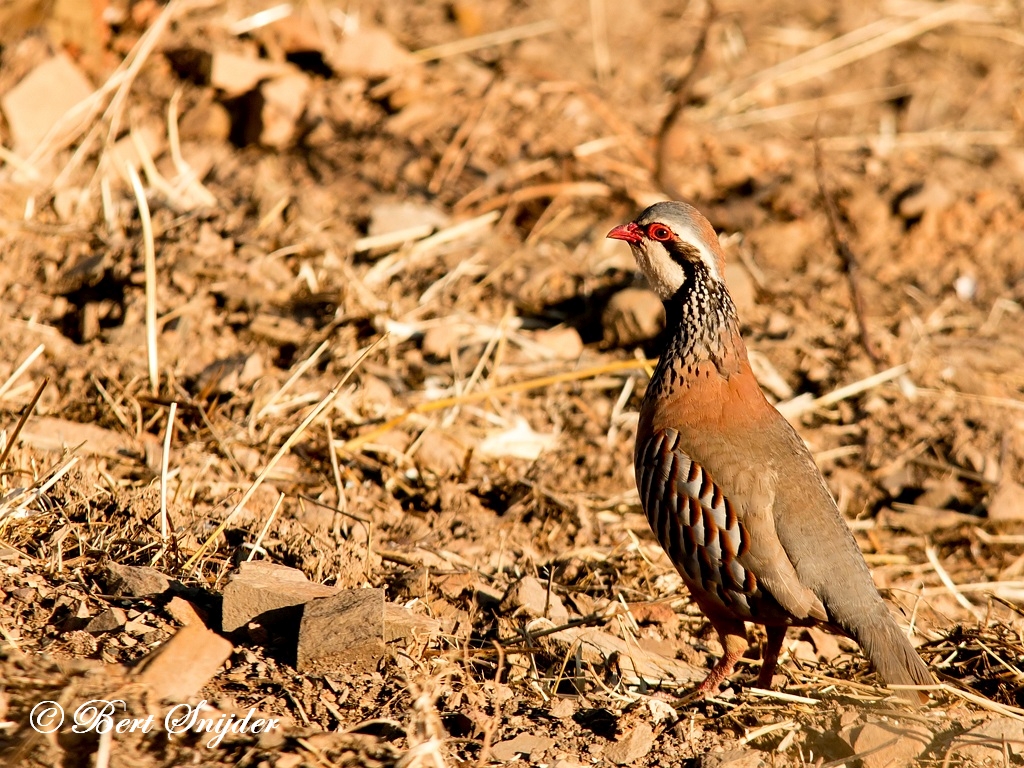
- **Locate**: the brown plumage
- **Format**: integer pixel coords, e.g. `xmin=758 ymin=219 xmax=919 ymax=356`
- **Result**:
xmin=608 ymin=201 xmax=932 ymax=702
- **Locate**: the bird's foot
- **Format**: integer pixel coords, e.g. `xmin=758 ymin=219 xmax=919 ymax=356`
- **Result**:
xmin=694 ymin=647 xmax=743 ymax=695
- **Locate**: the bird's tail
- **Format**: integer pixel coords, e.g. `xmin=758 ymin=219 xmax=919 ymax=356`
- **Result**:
xmin=854 ymin=613 xmax=933 ymax=704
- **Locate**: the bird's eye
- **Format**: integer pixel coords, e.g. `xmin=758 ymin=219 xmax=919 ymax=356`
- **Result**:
xmin=647 ymin=224 xmax=672 ymax=241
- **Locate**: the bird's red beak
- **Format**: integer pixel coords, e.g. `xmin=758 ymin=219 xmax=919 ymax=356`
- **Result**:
xmin=607 ymin=222 xmax=642 ymax=244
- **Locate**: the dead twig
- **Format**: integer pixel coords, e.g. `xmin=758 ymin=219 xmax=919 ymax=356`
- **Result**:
xmin=412 ymin=20 xmax=559 ymax=62
xmin=0 ymin=377 xmax=48 ymax=469
xmin=655 ymin=0 xmax=716 ymax=200
xmin=183 ymin=337 xmax=386 ymax=573
xmin=337 ymin=357 xmax=657 ymax=453
xmin=813 ymin=142 xmax=883 ymax=368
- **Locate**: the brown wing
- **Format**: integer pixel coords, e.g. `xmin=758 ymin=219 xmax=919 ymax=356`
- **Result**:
xmin=636 ymin=428 xmax=827 ymax=624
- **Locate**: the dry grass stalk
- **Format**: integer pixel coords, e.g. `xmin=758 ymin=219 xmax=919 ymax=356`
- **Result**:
xmin=412 ymin=19 xmax=559 ymax=62
xmin=165 ymin=89 xmax=216 ymax=209
xmin=822 ymin=129 xmax=1017 ymax=152
xmin=324 ymin=419 xmax=347 ymax=514
xmin=925 ymin=545 xmax=985 ymax=621
xmin=184 ymin=385 xmax=342 ymax=571
xmin=428 ymin=80 xmax=499 ymax=195
xmin=353 ymin=224 xmax=435 ymax=254
xmin=588 ymin=0 xmax=611 ymax=84
xmin=919 ymin=581 xmax=1024 ymax=597
xmin=713 ymin=84 xmax=913 ymax=131
xmin=159 ymin=401 xmax=178 ymax=540
xmin=739 ymin=718 xmax=798 ymax=745
xmin=776 ymin=364 xmax=909 ymax=420
xmin=0 ymin=456 xmax=80 ymax=528
xmin=41 ymin=0 xmax=188 ymax=190
xmin=916 ymin=386 xmax=1024 ymax=412
xmin=655 ymin=0 xmax=716 ymax=199
xmin=815 ymin=142 xmax=883 ymax=367
xmin=0 ymin=378 xmax=48 ymax=469
xmin=746 ymin=687 xmax=820 ymax=705
xmin=0 ymin=344 xmax=44 ymax=402
xmin=473 ymin=181 xmax=612 ymax=216
xmin=364 ymin=211 xmax=500 ymax=286
xmin=253 ymin=339 xmax=330 ymax=424
xmin=246 ymin=492 xmax=285 ymax=562
xmin=715 ymin=3 xmax=992 ymax=112
xmin=339 ymin=357 xmax=657 ymax=453
xmin=95 ymin=728 xmax=113 ymax=768
xmin=227 ymin=4 xmax=294 ymax=36
xmin=183 ymin=338 xmax=384 ymax=572
xmin=124 ymin=164 xmax=159 ymax=395
xmin=938 ymin=682 xmax=1024 ymax=721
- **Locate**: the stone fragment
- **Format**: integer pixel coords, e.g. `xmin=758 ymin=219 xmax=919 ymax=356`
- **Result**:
xmin=260 ymin=12 xmax=324 ymax=55
xmin=951 ymin=717 xmax=1024 ymax=763
xmin=86 ymin=607 xmax=127 ymax=633
xmin=383 ymin=603 xmax=441 ymax=643
xmin=414 ymin=431 xmax=465 ymax=479
xmin=368 ymin=201 xmax=449 ymax=237
xmin=548 ymin=697 xmax=575 ymax=719
xmin=988 ymin=481 xmax=1024 ymax=522
xmin=166 ymin=596 xmax=206 ymax=627
xmin=329 ymin=26 xmax=416 ymax=78
xmin=210 ymin=51 xmax=295 ymax=97
xmin=1 ymin=53 xmax=94 ymax=153
xmin=723 ymin=262 xmax=756 ymax=315
xmin=605 ymin=722 xmax=654 ymax=765
xmin=221 ymin=561 xmax=337 ymax=633
xmin=260 ymin=73 xmax=311 ymax=148
xmin=422 ymin=325 xmax=461 ymax=359
xmin=544 ymin=626 xmax=702 ymax=687
xmin=805 ymin=627 xmax=842 ymax=662
xmin=179 ymin=96 xmax=232 ymax=142
xmin=21 ymin=416 xmax=132 ymax=458
xmin=844 ymin=721 xmax=930 ymax=768
xmin=123 ymin=620 xmax=153 ymax=635
xmin=897 ymin=181 xmax=953 ymax=220
xmin=296 ymin=588 xmax=440 ymax=675
xmin=699 ymin=749 xmax=765 ymax=768
xmin=478 ymin=419 xmax=556 ymax=461
xmin=490 ymin=732 xmax=555 ymax=762
xmin=136 ymin=623 xmax=233 ymax=701
xmin=500 ymin=576 xmax=569 ymax=624
xmin=196 ymin=354 xmax=265 ymax=396
xmin=297 ymin=588 xmax=383 ymax=673
xmin=435 ymin=572 xmax=476 ymax=600
xmin=533 ymin=326 xmax=584 ymax=360
xmin=103 ymin=562 xmax=172 ymax=598
xmin=602 ymin=288 xmax=664 ymax=347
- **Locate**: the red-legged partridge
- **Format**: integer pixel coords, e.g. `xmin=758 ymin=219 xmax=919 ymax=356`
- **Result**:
xmin=608 ymin=201 xmax=932 ymax=702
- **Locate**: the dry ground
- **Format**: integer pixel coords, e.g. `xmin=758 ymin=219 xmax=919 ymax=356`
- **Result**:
xmin=1 ymin=0 xmax=1024 ymax=765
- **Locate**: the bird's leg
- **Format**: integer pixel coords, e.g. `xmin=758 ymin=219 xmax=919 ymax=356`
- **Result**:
xmin=696 ymin=618 xmax=748 ymax=694
xmin=756 ymin=625 xmax=787 ymax=689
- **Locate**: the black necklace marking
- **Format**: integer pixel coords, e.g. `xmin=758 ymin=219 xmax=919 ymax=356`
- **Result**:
xmin=646 ymin=259 xmax=740 ymax=399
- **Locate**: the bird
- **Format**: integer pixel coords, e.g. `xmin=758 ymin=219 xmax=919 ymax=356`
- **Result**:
xmin=607 ymin=201 xmax=932 ymax=702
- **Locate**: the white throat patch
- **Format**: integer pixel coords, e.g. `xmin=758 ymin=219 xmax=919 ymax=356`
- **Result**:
xmin=632 ymin=240 xmax=687 ymax=299
xmin=631 ymin=234 xmax=722 ymax=299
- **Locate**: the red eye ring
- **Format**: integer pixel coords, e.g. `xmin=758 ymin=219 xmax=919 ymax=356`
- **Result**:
xmin=647 ymin=224 xmax=672 ymax=241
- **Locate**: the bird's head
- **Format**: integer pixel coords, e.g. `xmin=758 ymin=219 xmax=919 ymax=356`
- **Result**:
xmin=607 ymin=201 xmax=727 ymax=300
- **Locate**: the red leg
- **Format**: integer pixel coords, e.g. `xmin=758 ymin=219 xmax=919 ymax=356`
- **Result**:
xmin=756 ymin=625 xmax=787 ymax=689
xmin=696 ymin=616 xmax=748 ymax=694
